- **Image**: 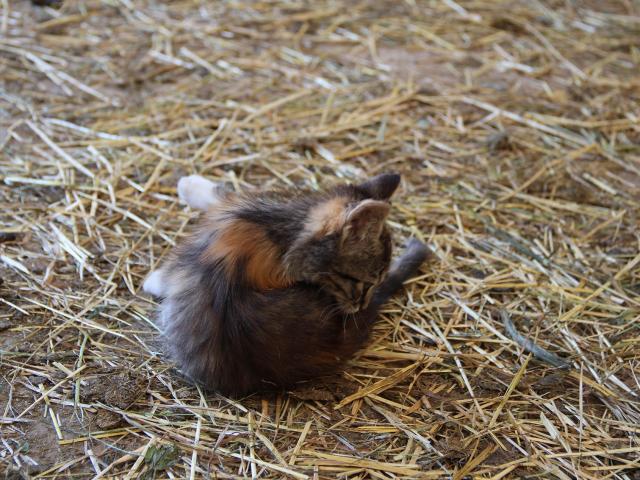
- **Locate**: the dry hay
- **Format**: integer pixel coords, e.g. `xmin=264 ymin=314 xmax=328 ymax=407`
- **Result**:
xmin=1 ymin=0 xmax=639 ymax=478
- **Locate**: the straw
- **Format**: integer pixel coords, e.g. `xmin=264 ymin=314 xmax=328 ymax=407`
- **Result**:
xmin=1 ymin=0 xmax=639 ymax=478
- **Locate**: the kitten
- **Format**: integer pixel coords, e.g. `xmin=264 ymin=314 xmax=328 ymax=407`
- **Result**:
xmin=144 ymin=173 xmax=428 ymax=396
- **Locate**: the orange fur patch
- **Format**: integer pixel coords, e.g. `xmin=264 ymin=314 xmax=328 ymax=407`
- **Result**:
xmin=305 ymin=197 xmax=348 ymax=237
xmin=201 ymin=215 xmax=291 ymax=290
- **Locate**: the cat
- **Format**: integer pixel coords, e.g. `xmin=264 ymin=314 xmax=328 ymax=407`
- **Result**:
xmin=143 ymin=173 xmax=428 ymax=396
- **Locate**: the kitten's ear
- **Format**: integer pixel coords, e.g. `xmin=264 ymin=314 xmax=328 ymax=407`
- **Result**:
xmin=356 ymin=173 xmax=401 ymax=200
xmin=342 ymin=200 xmax=390 ymax=243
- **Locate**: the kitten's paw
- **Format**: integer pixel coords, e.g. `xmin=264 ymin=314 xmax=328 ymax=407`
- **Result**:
xmin=143 ymin=269 xmax=166 ymax=297
xmin=177 ymin=174 xmax=222 ymax=210
xmin=403 ymin=238 xmax=430 ymax=259
xmin=393 ymin=239 xmax=430 ymax=274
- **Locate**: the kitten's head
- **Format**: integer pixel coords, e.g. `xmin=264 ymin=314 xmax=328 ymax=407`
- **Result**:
xmin=286 ymin=173 xmax=400 ymax=313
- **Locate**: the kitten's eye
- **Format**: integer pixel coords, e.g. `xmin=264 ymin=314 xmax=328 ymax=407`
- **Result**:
xmin=335 ymin=271 xmax=360 ymax=283
xmin=331 ymin=278 xmax=351 ymax=297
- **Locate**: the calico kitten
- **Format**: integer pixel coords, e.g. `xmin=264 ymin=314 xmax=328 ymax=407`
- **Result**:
xmin=144 ymin=173 xmax=428 ymax=396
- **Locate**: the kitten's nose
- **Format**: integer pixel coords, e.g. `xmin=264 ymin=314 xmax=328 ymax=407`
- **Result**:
xmin=345 ymin=302 xmax=361 ymax=314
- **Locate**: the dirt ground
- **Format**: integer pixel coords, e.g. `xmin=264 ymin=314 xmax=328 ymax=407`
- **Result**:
xmin=1 ymin=0 xmax=639 ymax=479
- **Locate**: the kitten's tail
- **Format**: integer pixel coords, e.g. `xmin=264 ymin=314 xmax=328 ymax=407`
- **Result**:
xmin=370 ymin=239 xmax=429 ymax=309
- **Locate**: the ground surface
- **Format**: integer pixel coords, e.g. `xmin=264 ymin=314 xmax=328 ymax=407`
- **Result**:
xmin=1 ymin=1 xmax=640 ymax=478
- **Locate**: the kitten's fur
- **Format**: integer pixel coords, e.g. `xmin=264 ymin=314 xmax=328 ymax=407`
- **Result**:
xmin=145 ymin=173 xmax=428 ymax=396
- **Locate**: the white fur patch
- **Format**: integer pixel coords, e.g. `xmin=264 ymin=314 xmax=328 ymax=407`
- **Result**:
xmin=177 ymin=175 xmax=221 ymax=210
xmin=143 ymin=269 xmax=166 ymax=297
xmin=157 ymin=300 xmax=173 ymax=332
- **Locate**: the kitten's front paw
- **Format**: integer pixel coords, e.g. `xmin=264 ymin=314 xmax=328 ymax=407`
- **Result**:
xmin=177 ymin=174 xmax=222 ymax=210
xmin=403 ymin=238 xmax=429 ymax=259
xmin=143 ymin=269 xmax=166 ymax=297
xmin=394 ymin=238 xmax=430 ymax=273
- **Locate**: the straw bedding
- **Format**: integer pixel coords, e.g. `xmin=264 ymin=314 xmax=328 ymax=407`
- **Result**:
xmin=1 ymin=0 xmax=639 ymax=478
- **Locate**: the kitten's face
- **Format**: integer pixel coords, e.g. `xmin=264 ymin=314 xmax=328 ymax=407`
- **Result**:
xmin=287 ymin=173 xmax=400 ymax=313
xmin=320 ymin=227 xmax=392 ymax=313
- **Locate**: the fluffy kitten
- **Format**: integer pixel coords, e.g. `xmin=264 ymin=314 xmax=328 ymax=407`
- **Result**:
xmin=144 ymin=173 xmax=428 ymax=396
